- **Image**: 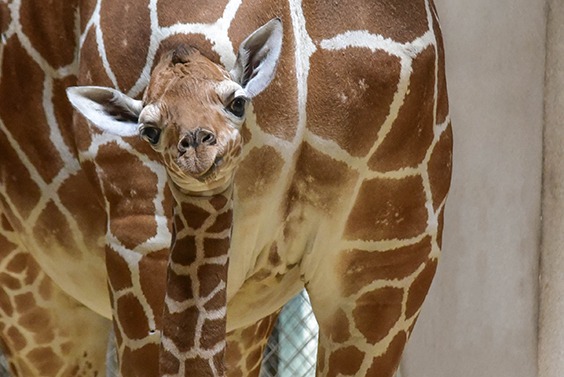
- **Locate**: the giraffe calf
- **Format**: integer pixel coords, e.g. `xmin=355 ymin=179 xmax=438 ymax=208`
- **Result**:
xmin=68 ymin=19 xmax=283 ymax=376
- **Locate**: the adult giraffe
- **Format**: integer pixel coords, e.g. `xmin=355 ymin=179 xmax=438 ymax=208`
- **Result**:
xmin=0 ymin=0 xmax=452 ymax=376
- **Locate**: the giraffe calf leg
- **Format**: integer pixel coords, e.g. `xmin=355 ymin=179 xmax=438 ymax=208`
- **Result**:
xmin=0 ymin=214 xmax=111 ymax=377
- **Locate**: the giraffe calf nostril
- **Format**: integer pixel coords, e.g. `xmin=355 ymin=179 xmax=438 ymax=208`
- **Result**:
xmin=180 ymin=138 xmax=191 ymax=149
xmin=201 ymin=133 xmax=215 ymax=145
xmin=197 ymin=129 xmax=216 ymax=146
xmin=178 ymin=135 xmax=194 ymax=153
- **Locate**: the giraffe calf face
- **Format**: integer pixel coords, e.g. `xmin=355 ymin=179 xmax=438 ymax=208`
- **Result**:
xmin=67 ymin=18 xmax=283 ymax=194
xmin=138 ymin=47 xmax=246 ymax=191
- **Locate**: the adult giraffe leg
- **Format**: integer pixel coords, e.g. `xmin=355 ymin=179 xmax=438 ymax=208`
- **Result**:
xmin=308 ymin=244 xmax=439 ymax=377
xmin=226 ymin=311 xmax=280 ymax=377
xmin=0 ymin=213 xmax=111 ymax=377
xmin=303 ymin=129 xmax=451 ymax=376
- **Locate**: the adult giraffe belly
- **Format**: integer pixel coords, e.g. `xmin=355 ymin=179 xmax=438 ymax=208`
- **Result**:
xmin=0 ymin=164 xmax=111 ymax=318
xmin=225 ymin=142 xmax=363 ymax=331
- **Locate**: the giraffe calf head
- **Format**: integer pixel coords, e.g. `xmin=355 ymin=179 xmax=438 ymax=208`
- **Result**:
xmin=67 ymin=18 xmax=282 ymax=194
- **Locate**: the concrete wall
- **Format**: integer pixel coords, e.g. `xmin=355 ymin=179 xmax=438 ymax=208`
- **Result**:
xmin=400 ymin=0 xmax=547 ymax=376
xmin=539 ymin=0 xmax=564 ymax=376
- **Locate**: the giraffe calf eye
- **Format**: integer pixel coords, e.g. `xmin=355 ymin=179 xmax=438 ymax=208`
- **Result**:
xmin=227 ymin=97 xmax=247 ymax=118
xmin=140 ymin=126 xmax=161 ymax=145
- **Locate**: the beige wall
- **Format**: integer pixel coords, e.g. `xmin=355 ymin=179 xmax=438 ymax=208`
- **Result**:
xmin=400 ymin=0 xmax=547 ymax=376
xmin=539 ymin=0 xmax=564 ymax=376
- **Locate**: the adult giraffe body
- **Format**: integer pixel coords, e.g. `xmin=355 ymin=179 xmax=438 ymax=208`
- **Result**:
xmin=0 ymin=0 xmax=452 ymax=376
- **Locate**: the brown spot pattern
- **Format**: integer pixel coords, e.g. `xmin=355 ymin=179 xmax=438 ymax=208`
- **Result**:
xmin=226 ymin=311 xmax=278 ymax=376
xmin=23 ymin=259 xmax=41 ymax=286
xmin=166 ymin=269 xmax=192 ymax=303
xmin=340 ymin=237 xmax=433 ymax=296
xmin=225 ymin=339 xmax=243 ymax=377
xmin=366 ymin=332 xmax=407 ymax=377
xmin=321 ymin=308 xmax=351 ymax=343
xmin=202 ymin=237 xmax=230 ymax=258
xmin=317 ymin=345 xmax=326 ymax=373
xmin=26 ymin=347 xmax=64 ymax=376
xmin=159 ymin=349 xmax=180 ymax=375
xmin=304 ymin=0 xmax=428 ymax=43
xmin=230 ymin=0 xmax=299 ymax=141
xmin=368 ymin=47 xmax=436 ymax=171
xmin=209 ymin=195 xmax=229 ymax=211
xmin=154 ymin=35 xmax=221 ymax=72
xmin=0 ymin=137 xmax=41 ymax=220
xmin=57 ymin=171 xmax=105 ymax=247
xmin=327 ymin=346 xmax=364 ymax=377
xmin=0 ymin=2 xmax=11 ymax=35
xmin=203 ymin=286 xmax=226 ymax=311
xmin=7 ymin=327 xmax=26 ymax=352
xmin=38 ymin=277 xmax=52 ymax=301
xmin=163 ymin=306 xmax=199 ymax=353
xmin=405 ymin=259 xmax=438 ymax=318
xmin=34 ymin=202 xmax=80 ymax=257
xmin=428 ymin=125 xmax=453 ymax=210
xmin=158 ymin=0 xmax=228 ymax=26
xmin=213 ymin=352 xmax=226 ymax=377
xmin=121 ymin=344 xmax=160 ymax=377
xmin=18 ymin=307 xmax=52 ymax=339
xmin=0 ymin=214 xmax=14 ymax=234
xmin=201 ymin=318 xmax=227 ymax=349
xmin=288 ymin=143 xmax=358 ymax=212
xmin=245 ymin=347 xmax=262 ymax=372
xmin=14 ymin=293 xmax=35 ymax=313
xmin=0 ymin=288 xmax=13 ymax=317
xmin=180 ymin=202 xmax=211 ymax=230
xmin=268 ymin=244 xmax=281 ymax=266
xmin=206 ymin=210 xmax=233 ymax=233
xmin=353 ymin=287 xmax=403 ymax=345
xmin=0 ymin=37 xmax=64 ymax=184
xmin=7 ymin=253 xmax=27 ymax=274
xmin=99 ymin=143 xmax=159 ymax=249
xmin=78 ymin=28 xmax=114 ymax=87
xmin=116 ymin=293 xmax=150 ymax=340
xmin=0 ymin=273 xmax=20 ymax=291
xmin=105 ymin=250 xmax=134 ymax=292
xmin=185 ymin=356 xmax=212 ymax=375
xmin=197 ymin=264 xmax=226 ymax=298
xmin=235 ymin=146 xmax=285 ymax=200
xmin=138 ymin=250 xmax=168 ymax=329
xmin=171 ymin=235 xmax=197 ymax=265
xmin=345 ymin=176 xmax=427 ymax=241
xmin=20 ymin=0 xmax=78 ymax=68
xmin=79 ymin=0 xmax=97 ymax=33
xmin=307 ymin=49 xmax=401 ymax=157
xmin=100 ymin=0 xmax=151 ymax=92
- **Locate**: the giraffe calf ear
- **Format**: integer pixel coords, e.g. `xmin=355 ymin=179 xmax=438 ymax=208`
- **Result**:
xmin=230 ymin=18 xmax=283 ymax=98
xmin=66 ymin=86 xmax=142 ymax=137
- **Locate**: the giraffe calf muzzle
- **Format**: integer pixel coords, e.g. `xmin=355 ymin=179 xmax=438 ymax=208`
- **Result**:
xmin=175 ymin=128 xmax=220 ymax=180
xmin=178 ymin=128 xmax=216 ymax=154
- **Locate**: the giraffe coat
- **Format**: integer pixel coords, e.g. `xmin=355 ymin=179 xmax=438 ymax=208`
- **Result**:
xmin=0 ymin=0 xmax=452 ymax=376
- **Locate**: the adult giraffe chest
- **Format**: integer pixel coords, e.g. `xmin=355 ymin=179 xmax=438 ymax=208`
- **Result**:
xmin=224 ymin=0 xmax=442 ymax=331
